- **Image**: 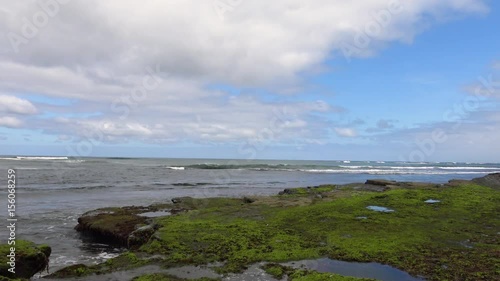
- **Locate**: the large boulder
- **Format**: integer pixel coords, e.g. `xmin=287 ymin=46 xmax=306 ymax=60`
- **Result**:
xmin=0 ymin=240 xmax=51 ymax=279
xmin=75 ymin=207 xmax=150 ymax=247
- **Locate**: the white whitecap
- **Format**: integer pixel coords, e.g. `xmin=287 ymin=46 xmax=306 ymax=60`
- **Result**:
xmin=166 ymin=166 xmax=185 ymax=170
xmin=15 ymin=156 xmax=69 ymax=160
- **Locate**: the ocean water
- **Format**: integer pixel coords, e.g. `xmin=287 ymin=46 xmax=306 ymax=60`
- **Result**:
xmin=0 ymin=156 xmax=499 ymax=273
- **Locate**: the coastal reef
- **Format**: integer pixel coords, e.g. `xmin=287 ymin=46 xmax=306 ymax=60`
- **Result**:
xmin=0 ymin=240 xmax=51 ymax=280
xmin=41 ymin=174 xmax=500 ymax=280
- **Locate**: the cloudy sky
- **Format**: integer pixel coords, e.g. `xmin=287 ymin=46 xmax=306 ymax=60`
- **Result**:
xmin=0 ymin=0 xmax=499 ymax=162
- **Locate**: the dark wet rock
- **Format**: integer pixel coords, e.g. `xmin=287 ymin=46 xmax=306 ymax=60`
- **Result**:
xmin=0 ymin=240 xmax=51 ymax=279
xmin=75 ymin=203 xmax=193 ymax=248
xmin=472 ymin=173 xmax=500 ymax=189
xmin=243 ymin=197 xmax=255 ymax=204
xmin=365 ymin=179 xmax=397 ymax=186
xmin=128 ymin=224 xmax=159 ymax=249
xmin=278 ymin=188 xmax=296 ymax=195
xmin=75 ymin=208 xmax=150 ymax=247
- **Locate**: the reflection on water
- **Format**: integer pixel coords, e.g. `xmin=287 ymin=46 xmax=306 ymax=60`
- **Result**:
xmin=286 ymin=258 xmax=425 ymax=281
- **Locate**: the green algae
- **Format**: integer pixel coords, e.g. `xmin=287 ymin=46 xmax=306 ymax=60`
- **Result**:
xmin=139 ymin=183 xmax=499 ymax=280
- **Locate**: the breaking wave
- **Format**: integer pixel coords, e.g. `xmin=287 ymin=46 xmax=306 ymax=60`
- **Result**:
xmin=160 ymin=163 xmax=500 ymax=175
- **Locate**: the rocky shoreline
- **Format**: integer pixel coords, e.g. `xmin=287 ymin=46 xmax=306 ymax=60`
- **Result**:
xmin=1 ymin=173 xmax=499 ymax=281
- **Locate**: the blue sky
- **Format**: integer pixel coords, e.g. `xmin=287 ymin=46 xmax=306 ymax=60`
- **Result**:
xmin=0 ymin=0 xmax=499 ymax=162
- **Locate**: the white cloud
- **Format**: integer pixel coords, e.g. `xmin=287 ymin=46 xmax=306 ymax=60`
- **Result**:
xmin=366 ymin=119 xmax=397 ymax=133
xmin=368 ymin=109 xmax=500 ymax=162
xmin=0 ymin=94 xmax=37 ymax=114
xmin=0 ymin=0 xmax=488 ymax=84
xmin=0 ymin=0 xmax=489 ymax=145
xmin=334 ymin=127 xmax=357 ymax=138
xmin=0 ymin=116 xmax=23 ymax=128
xmin=465 ymin=63 xmax=500 ymax=100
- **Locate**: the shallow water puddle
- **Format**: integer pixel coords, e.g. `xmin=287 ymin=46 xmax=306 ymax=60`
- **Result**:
xmin=138 ymin=210 xmax=172 ymax=217
xmin=366 ymin=205 xmax=395 ymax=212
xmin=165 ymin=264 xmax=221 ymax=279
xmin=285 ymin=258 xmax=424 ymax=281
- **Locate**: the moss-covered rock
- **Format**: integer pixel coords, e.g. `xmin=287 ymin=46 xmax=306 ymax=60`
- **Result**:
xmin=75 ymin=206 xmax=162 ymax=247
xmin=47 ymin=252 xmax=151 ymax=279
xmin=472 ymin=172 xmax=500 ymax=189
xmin=0 ymin=240 xmax=51 ymax=280
xmin=128 ymin=224 xmax=159 ymax=249
xmin=45 ymin=264 xmax=90 ymax=278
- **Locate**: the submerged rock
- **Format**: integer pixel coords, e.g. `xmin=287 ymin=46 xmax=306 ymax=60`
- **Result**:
xmin=0 ymin=240 xmax=51 ymax=279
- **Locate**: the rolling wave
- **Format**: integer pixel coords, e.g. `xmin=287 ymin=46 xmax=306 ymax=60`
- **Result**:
xmin=184 ymin=163 xmax=291 ymax=170
xmin=299 ymin=169 xmax=498 ymax=175
xmin=160 ymin=162 xmax=500 ymax=175
xmin=0 ymin=156 xmax=77 ymax=161
xmin=437 ymin=167 xmax=500 ymax=170
xmin=16 ymin=156 xmax=69 ymax=160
